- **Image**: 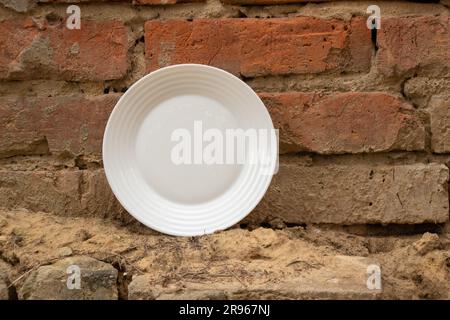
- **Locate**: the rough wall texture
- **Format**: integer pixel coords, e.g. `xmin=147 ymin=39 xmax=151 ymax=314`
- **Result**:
xmin=0 ymin=0 xmax=450 ymax=302
xmin=0 ymin=0 xmax=449 ymax=226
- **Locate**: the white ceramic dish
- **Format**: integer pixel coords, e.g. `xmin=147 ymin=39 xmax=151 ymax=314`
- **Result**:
xmin=103 ymin=64 xmax=277 ymax=236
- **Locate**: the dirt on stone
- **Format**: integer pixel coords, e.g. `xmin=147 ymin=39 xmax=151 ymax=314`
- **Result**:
xmin=0 ymin=209 xmax=449 ymax=299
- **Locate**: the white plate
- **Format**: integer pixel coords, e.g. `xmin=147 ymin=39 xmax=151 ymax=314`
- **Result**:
xmin=103 ymin=64 xmax=277 ymax=236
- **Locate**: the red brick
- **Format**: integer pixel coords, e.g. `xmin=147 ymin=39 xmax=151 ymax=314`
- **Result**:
xmin=0 ymin=18 xmax=129 ymax=81
xmin=0 ymin=92 xmax=424 ymax=158
xmin=0 ymin=95 xmax=120 ymax=158
xmin=145 ymin=17 xmax=372 ymax=77
xmin=377 ymin=16 xmax=450 ymax=77
xmin=262 ymin=92 xmax=425 ymax=154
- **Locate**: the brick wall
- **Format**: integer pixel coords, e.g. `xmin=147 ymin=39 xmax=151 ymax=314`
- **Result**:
xmin=0 ymin=0 xmax=449 ymax=228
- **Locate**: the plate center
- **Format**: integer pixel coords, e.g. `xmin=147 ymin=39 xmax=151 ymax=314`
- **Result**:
xmin=136 ymin=94 xmax=243 ymax=205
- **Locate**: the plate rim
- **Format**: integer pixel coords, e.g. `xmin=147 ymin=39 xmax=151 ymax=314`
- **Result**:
xmin=102 ymin=63 xmax=277 ymax=236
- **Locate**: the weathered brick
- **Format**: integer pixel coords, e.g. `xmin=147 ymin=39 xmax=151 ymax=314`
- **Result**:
xmin=221 ymin=0 xmax=345 ymax=4
xmin=36 ymin=0 xmax=204 ymax=4
xmin=0 ymin=95 xmax=120 ymax=158
xmin=0 ymin=170 xmax=82 ymax=215
xmin=134 ymin=0 xmax=204 ymax=4
xmin=1 ymin=92 xmax=424 ymax=158
xmin=428 ymin=95 xmax=450 ymax=153
xmin=403 ymin=77 xmax=450 ymax=108
xmin=145 ymin=17 xmax=372 ymax=77
xmin=1 ymin=162 xmax=447 ymax=225
xmin=377 ymin=16 xmax=450 ymax=77
xmin=0 ymin=18 xmax=129 ymax=81
xmin=37 ymin=0 xmax=127 ymax=2
xmin=249 ymin=161 xmax=449 ymax=225
xmin=0 ymin=169 xmax=126 ymax=219
xmin=80 ymin=169 xmax=128 ymax=220
xmin=262 ymin=92 xmax=425 ymax=154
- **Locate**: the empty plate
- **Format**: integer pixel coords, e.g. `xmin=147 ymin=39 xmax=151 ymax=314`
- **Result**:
xmin=103 ymin=64 xmax=277 ymax=236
